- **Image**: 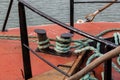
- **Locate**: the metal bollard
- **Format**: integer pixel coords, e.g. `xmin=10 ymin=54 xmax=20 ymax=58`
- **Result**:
xmin=34 ymin=29 xmax=50 ymax=52
xmin=61 ymin=33 xmax=73 ymax=39
xmin=54 ymin=33 xmax=73 ymax=55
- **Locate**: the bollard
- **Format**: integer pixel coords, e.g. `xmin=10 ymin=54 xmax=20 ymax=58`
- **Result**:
xmin=34 ymin=29 xmax=50 ymax=51
xmin=61 ymin=33 xmax=73 ymax=39
xmin=54 ymin=33 xmax=72 ymax=55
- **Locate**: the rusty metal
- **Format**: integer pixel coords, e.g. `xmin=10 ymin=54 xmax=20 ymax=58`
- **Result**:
xmin=66 ymin=46 xmax=120 ymax=80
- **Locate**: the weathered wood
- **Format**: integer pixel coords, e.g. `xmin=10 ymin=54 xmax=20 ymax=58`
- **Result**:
xmin=66 ymin=46 xmax=120 ymax=80
xmin=29 ymin=62 xmax=73 ymax=80
xmin=63 ymin=51 xmax=86 ymax=80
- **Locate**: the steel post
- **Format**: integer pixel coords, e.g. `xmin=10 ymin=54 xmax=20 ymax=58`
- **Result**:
xmin=70 ymin=0 xmax=74 ymax=33
xmin=2 ymin=0 xmax=13 ymax=32
xmin=104 ymin=46 xmax=112 ymax=80
xmin=18 ymin=2 xmax=32 ymax=80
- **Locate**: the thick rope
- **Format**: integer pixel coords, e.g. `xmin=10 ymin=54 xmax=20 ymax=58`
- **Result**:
xmin=54 ymin=36 xmax=71 ymax=53
xmin=1 ymin=28 xmax=120 ymax=80
xmin=66 ymin=46 xmax=120 ymax=80
xmin=37 ymin=39 xmax=50 ymax=49
xmin=113 ymin=32 xmax=120 ymax=66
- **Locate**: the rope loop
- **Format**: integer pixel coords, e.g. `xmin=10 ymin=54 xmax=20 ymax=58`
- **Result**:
xmin=38 ymin=39 xmax=49 ymax=45
xmin=38 ymin=43 xmax=50 ymax=49
xmin=37 ymin=39 xmax=50 ymax=49
xmin=54 ymin=36 xmax=71 ymax=53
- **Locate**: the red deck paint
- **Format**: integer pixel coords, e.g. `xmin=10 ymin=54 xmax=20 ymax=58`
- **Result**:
xmin=0 ymin=22 xmax=120 ymax=80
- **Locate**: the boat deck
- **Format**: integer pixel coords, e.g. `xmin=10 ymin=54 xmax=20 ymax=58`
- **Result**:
xmin=0 ymin=22 xmax=120 ymax=80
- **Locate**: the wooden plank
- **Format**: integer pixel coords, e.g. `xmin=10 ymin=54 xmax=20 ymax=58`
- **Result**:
xmin=29 ymin=52 xmax=86 ymax=80
xmin=29 ymin=62 xmax=73 ymax=80
xmin=63 ymin=51 xmax=86 ymax=80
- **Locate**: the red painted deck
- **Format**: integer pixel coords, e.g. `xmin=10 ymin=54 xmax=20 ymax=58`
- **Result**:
xmin=0 ymin=22 xmax=120 ymax=80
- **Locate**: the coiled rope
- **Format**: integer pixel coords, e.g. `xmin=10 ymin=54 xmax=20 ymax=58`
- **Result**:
xmin=73 ymin=29 xmax=120 ymax=80
xmin=54 ymin=36 xmax=71 ymax=53
xmin=37 ymin=39 xmax=50 ymax=49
